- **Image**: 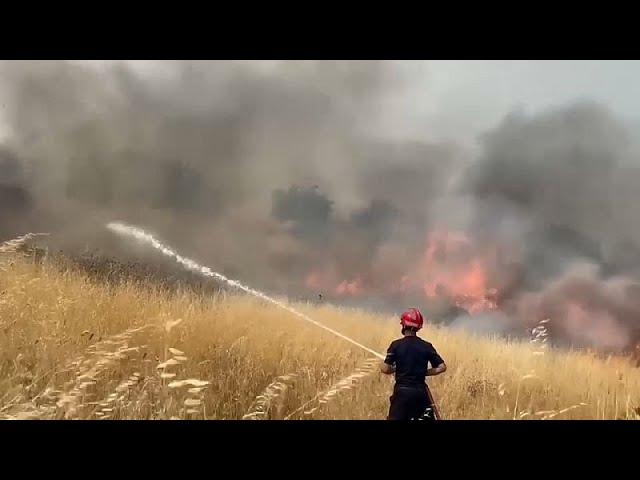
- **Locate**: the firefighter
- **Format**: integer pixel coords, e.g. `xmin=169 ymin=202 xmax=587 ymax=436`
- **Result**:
xmin=381 ymin=307 xmax=447 ymax=420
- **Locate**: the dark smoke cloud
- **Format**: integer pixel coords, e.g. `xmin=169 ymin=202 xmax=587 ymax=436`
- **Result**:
xmin=464 ymin=102 xmax=634 ymax=240
xmin=3 ymin=60 xmax=640 ymax=353
xmin=454 ymin=101 xmax=640 ymax=351
xmin=271 ymin=185 xmax=334 ymax=244
xmin=0 ymin=146 xmax=35 ymax=239
xmin=269 ymin=183 xmax=404 ymax=290
xmin=0 ymin=61 xmax=393 ymax=215
xmin=0 ymin=60 xmax=458 ymax=290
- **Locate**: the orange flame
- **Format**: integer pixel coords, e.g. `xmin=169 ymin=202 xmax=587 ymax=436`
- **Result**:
xmin=408 ymin=230 xmax=497 ymax=314
xmin=304 ymin=269 xmax=365 ymax=296
xmin=336 ymin=278 xmax=363 ymax=295
xmin=303 ymin=229 xmax=498 ymax=314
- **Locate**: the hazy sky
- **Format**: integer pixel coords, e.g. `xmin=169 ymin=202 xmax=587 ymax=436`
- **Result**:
xmin=384 ymin=60 xmax=640 ymax=144
xmin=5 ymin=60 xmax=640 ymax=147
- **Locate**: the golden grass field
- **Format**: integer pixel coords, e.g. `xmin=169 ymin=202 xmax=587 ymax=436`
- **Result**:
xmin=1 ymin=240 xmax=640 ymax=420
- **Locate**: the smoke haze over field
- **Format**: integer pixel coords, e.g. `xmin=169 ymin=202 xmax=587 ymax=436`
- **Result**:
xmin=0 ymin=60 xmax=465 ymax=285
xmin=3 ymin=60 xmax=640 ymax=352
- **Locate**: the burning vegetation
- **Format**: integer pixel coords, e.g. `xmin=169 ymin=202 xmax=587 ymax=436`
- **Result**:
xmin=301 ymin=229 xmax=498 ymax=314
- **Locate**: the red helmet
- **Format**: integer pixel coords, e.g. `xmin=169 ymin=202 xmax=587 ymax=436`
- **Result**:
xmin=400 ymin=308 xmax=424 ymax=330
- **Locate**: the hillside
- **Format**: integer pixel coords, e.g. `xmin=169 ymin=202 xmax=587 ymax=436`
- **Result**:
xmin=1 ymin=247 xmax=639 ymax=420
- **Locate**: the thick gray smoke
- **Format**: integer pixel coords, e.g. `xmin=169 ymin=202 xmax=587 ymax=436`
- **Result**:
xmin=455 ymin=101 xmax=640 ymax=351
xmin=0 ymin=60 xmax=460 ymax=290
xmin=0 ymin=146 xmax=34 ymax=239
xmin=2 ymin=60 xmax=640 ymax=353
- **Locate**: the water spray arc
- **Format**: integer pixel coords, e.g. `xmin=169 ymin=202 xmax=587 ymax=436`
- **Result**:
xmin=106 ymin=222 xmax=385 ymax=360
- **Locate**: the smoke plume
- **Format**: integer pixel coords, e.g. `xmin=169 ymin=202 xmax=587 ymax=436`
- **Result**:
xmin=0 ymin=60 xmax=459 ymax=286
xmin=454 ymin=101 xmax=640 ymax=351
xmin=2 ymin=60 xmax=640 ymax=353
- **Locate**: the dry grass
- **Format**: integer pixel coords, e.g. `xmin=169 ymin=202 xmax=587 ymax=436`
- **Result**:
xmin=1 ymin=251 xmax=640 ymax=420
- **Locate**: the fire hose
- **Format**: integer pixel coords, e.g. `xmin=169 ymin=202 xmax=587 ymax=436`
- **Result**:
xmin=107 ymin=221 xmax=443 ymax=420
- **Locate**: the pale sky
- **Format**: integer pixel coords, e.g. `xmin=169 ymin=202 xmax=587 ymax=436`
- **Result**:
xmin=382 ymin=60 xmax=640 ymax=145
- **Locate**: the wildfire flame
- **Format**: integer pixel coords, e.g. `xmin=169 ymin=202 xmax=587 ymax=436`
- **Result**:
xmin=336 ymin=278 xmax=363 ymax=296
xmin=303 ymin=229 xmax=498 ymax=315
xmin=304 ymin=270 xmax=365 ymax=296
xmin=407 ymin=230 xmax=498 ymax=314
xmin=301 ymin=228 xmax=640 ymax=356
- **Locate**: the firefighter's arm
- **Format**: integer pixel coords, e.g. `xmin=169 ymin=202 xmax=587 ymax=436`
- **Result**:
xmin=381 ymin=362 xmax=395 ymax=375
xmin=381 ymin=343 xmax=396 ymax=374
xmin=426 ymin=362 xmax=447 ymax=376
xmin=426 ymin=347 xmax=447 ymax=376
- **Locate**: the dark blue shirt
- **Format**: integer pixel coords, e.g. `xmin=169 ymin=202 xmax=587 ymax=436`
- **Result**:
xmin=384 ymin=336 xmax=445 ymax=389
